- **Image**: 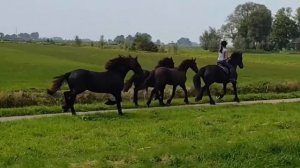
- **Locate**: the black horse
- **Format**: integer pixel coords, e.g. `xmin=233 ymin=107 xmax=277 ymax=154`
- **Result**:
xmin=146 ymin=58 xmax=198 ymax=107
xmin=123 ymin=57 xmax=175 ymax=106
xmin=193 ymin=52 xmax=244 ymax=104
xmin=47 ymin=55 xmax=143 ymax=115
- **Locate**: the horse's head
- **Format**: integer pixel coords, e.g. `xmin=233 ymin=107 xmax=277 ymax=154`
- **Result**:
xmin=106 ymin=55 xmax=143 ymax=77
xmin=229 ymin=52 xmax=244 ymax=69
xmin=179 ymin=58 xmax=198 ymax=73
xmin=156 ymin=57 xmax=175 ymax=68
xmin=127 ymin=55 xmax=144 ymax=75
xmin=190 ymin=58 xmax=199 ymax=73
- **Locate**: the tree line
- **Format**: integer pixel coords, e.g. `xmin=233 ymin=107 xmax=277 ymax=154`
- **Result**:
xmin=200 ymin=2 xmax=300 ymax=51
xmin=75 ymin=33 xmax=196 ymax=52
xmin=0 ymin=32 xmax=39 ymax=41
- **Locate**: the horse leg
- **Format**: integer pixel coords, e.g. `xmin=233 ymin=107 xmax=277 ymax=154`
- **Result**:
xmin=146 ymin=88 xmax=156 ymax=107
xmin=180 ymin=84 xmax=189 ymax=104
xmin=133 ymin=88 xmax=139 ymax=107
xmin=206 ymin=85 xmax=215 ymax=105
xmin=69 ymin=93 xmax=77 ymax=115
xmin=217 ymin=83 xmax=227 ymax=100
xmin=167 ymin=85 xmax=177 ymax=105
xmin=158 ymin=86 xmax=166 ymax=106
xmin=63 ymin=91 xmax=71 ymax=112
xmin=232 ymin=81 xmax=240 ymax=103
xmin=144 ymin=87 xmax=148 ymax=101
xmin=114 ymin=92 xmax=123 ymax=115
xmin=195 ymin=85 xmax=206 ymax=102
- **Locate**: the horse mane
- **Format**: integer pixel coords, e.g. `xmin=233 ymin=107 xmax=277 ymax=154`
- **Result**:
xmin=230 ymin=52 xmax=242 ymax=59
xmin=105 ymin=55 xmax=131 ymax=70
xmin=177 ymin=59 xmax=191 ymax=70
xmin=155 ymin=57 xmax=173 ymax=68
xmin=228 ymin=52 xmax=242 ymax=65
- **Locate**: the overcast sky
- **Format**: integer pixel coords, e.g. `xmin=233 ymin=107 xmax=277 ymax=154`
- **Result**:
xmin=1 ymin=0 xmax=300 ymax=43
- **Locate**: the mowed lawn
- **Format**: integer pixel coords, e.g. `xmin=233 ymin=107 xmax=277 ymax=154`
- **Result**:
xmin=0 ymin=42 xmax=300 ymax=91
xmin=0 ymin=103 xmax=299 ymax=167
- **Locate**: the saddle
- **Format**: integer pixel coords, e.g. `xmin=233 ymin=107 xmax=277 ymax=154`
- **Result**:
xmin=217 ymin=63 xmax=229 ymax=75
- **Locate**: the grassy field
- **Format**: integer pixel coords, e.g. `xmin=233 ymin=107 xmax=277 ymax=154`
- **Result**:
xmin=1 ymin=42 xmax=300 ymax=91
xmin=0 ymin=42 xmax=300 ymax=116
xmin=0 ymin=103 xmax=299 ymax=167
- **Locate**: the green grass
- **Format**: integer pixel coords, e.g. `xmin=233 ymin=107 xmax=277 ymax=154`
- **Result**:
xmin=0 ymin=42 xmax=300 ymax=91
xmin=0 ymin=103 xmax=299 ymax=167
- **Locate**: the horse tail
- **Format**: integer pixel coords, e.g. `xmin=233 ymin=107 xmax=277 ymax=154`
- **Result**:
xmin=47 ymin=72 xmax=71 ymax=95
xmin=123 ymin=74 xmax=135 ymax=92
xmin=193 ymin=67 xmax=205 ymax=91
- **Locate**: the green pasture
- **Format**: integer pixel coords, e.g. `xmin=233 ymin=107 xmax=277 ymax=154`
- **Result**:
xmin=0 ymin=42 xmax=300 ymax=91
xmin=0 ymin=103 xmax=299 ymax=167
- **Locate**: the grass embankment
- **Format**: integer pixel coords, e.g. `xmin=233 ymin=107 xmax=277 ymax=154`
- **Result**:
xmin=0 ymin=103 xmax=299 ymax=167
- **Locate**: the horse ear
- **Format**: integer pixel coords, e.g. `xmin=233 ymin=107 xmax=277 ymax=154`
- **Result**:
xmin=135 ymin=56 xmax=138 ymax=60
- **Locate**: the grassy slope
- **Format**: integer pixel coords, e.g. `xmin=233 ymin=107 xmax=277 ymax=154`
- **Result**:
xmin=0 ymin=103 xmax=299 ymax=167
xmin=0 ymin=43 xmax=300 ymax=91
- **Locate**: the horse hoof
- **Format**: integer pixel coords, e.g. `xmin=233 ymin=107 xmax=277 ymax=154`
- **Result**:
xmin=195 ymin=97 xmax=201 ymax=102
xmin=62 ymin=105 xmax=69 ymax=112
xmin=105 ymin=99 xmax=116 ymax=105
xmin=210 ymin=101 xmax=216 ymax=105
xmin=166 ymin=100 xmax=171 ymax=104
xmin=159 ymin=103 xmax=166 ymax=106
xmin=216 ymin=96 xmax=223 ymax=100
xmin=118 ymin=112 xmax=123 ymax=116
xmin=71 ymin=112 xmax=76 ymax=115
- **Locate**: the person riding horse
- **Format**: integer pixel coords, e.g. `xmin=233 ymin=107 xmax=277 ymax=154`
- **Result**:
xmin=217 ymin=40 xmax=236 ymax=82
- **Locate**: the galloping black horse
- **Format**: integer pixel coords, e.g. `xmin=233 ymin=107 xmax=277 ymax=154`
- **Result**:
xmin=193 ymin=52 xmax=244 ymax=104
xmin=47 ymin=55 xmax=143 ymax=115
xmin=123 ymin=57 xmax=175 ymax=106
xmin=146 ymin=58 xmax=198 ymax=107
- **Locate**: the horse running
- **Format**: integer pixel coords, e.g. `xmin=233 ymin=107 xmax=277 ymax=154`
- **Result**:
xmin=47 ymin=55 xmax=143 ymax=115
xmin=146 ymin=58 xmax=198 ymax=107
xmin=193 ymin=52 xmax=244 ymax=104
xmin=123 ymin=57 xmax=175 ymax=106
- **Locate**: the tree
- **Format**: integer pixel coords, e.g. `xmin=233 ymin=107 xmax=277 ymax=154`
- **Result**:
xmin=177 ymin=37 xmax=192 ymax=47
xmin=99 ymin=35 xmax=105 ymax=49
xmin=296 ymin=7 xmax=300 ymax=34
xmin=30 ymin=32 xmax=39 ymax=40
xmin=125 ymin=35 xmax=134 ymax=49
xmin=132 ymin=32 xmax=158 ymax=52
xmin=199 ymin=27 xmax=221 ymax=51
xmin=247 ymin=6 xmax=272 ymax=49
xmin=271 ymin=8 xmax=298 ymax=50
xmin=0 ymin=32 xmax=4 ymax=39
xmin=223 ymin=2 xmax=272 ymax=49
xmin=19 ymin=33 xmax=31 ymax=41
xmin=113 ymin=35 xmax=125 ymax=44
xmin=75 ymin=35 xmax=82 ymax=46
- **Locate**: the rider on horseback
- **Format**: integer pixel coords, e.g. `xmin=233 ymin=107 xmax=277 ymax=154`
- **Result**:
xmin=217 ymin=40 xmax=236 ymax=82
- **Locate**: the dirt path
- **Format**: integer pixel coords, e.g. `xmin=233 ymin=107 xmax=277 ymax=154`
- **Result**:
xmin=1 ymin=98 xmax=300 ymax=122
